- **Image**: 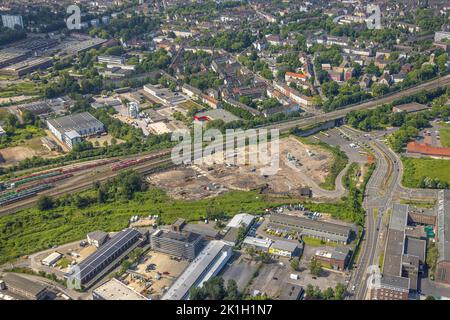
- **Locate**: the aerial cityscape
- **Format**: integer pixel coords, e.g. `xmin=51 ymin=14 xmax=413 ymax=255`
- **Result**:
xmin=0 ymin=0 xmax=449 ymax=305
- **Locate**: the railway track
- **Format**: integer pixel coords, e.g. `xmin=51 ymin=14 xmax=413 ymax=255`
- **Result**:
xmin=0 ymin=157 xmax=173 ymax=216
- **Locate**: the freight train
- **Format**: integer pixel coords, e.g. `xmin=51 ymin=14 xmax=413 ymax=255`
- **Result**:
xmin=111 ymin=151 xmax=171 ymax=171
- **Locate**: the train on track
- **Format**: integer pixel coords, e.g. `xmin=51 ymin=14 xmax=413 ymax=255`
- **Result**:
xmin=111 ymin=151 xmax=171 ymax=171
xmin=0 ymin=159 xmax=119 ymax=207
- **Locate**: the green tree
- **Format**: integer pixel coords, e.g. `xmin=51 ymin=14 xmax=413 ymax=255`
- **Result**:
xmin=309 ymin=257 xmax=322 ymax=276
xmin=37 ymin=196 xmax=54 ymax=211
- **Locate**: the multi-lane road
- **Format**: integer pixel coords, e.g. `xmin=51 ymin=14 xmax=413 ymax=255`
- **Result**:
xmin=341 ymin=126 xmax=439 ymax=299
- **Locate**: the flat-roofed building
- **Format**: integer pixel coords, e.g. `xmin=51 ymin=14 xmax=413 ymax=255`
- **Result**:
xmin=68 ymin=228 xmax=143 ymax=287
xmin=93 ymin=278 xmax=149 ymax=300
xmin=150 ymin=229 xmax=203 ymax=260
xmin=0 ymin=49 xmax=28 ymax=68
xmin=242 ymin=236 xmax=272 ymax=252
xmin=3 ymin=273 xmax=48 ymax=300
xmin=268 ymin=213 xmax=354 ymax=244
xmin=162 ymin=240 xmax=233 ymax=300
xmin=314 ymin=246 xmax=351 ymax=270
xmin=87 ymin=230 xmax=109 ymax=247
xmin=436 ymin=190 xmax=450 ymax=284
xmin=46 ymin=112 xmax=104 ymax=149
xmin=17 ymin=101 xmax=52 ymax=117
xmin=279 ymin=284 xmax=304 ymax=300
xmin=269 ymin=240 xmax=300 ymax=258
xmin=0 ymin=57 xmax=53 ymax=77
xmin=143 ymin=84 xmax=186 ymax=107
xmin=369 ymin=275 xmax=410 ymax=300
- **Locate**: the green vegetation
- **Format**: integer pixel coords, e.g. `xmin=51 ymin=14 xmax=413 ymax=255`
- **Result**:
xmin=0 ymin=81 xmax=43 ymax=99
xmin=426 ymin=242 xmax=439 ymax=278
xmin=302 ymin=236 xmax=338 ymax=247
xmin=0 ymin=177 xmax=297 ymax=264
xmin=190 ymin=277 xmax=241 ymax=300
xmin=402 ymin=156 xmax=450 ymax=189
xmin=305 ymin=283 xmax=346 ymax=300
xmin=439 ymin=127 xmax=450 ymax=148
xmin=0 ymin=112 xmax=46 ymax=149
xmin=399 ymin=199 xmax=436 ymax=209
xmin=309 ymin=257 xmax=323 ymax=276
xmin=295 ymin=136 xmax=349 ymax=191
xmin=347 ymin=86 xmax=450 ymax=152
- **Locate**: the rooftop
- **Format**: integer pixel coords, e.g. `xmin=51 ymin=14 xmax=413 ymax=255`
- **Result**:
xmin=3 ymin=273 xmax=47 ymax=297
xmin=93 ymin=278 xmax=148 ymax=300
xmin=47 ymin=112 xmax=104 ymax=134
xmin=226 ymin=213 xmax=255 ymax=229
xmin=162 ymin=240 xmax=232 ymax=300
xmin=437 ymin=190 xmax=450 ymax=262
xmin=269 ymin=213 xmax=353 ymax=236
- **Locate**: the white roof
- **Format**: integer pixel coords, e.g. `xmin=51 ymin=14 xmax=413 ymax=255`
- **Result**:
xmin=243 ymin=236 xmax=272 ymax=249
xmin=93 ymin=278 xmax=149 ymax=300
xmin=226 ymin=213 xmax=255 ymax=229
xmin=162 ymin=240 xmax=232 ymax=300
xmin=42 ymin=251 xmax=62 ymax=265
xmin=65 ymin=130 xmax=81 ymax=140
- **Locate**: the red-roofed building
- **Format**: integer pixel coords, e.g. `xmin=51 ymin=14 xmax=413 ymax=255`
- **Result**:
xmin=201 ymin=94 xmax=220 ymax=109
xmin=407 ymin=141 xmax=450 ymax=158
xmin=285 ymin=71 xmax=307 ymax=84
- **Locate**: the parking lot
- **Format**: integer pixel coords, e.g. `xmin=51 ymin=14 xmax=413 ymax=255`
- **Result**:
xmin=123 ymin=250 xmax=189 ymax=299
xmin=220 ymin=253 xmax=260 ymax=292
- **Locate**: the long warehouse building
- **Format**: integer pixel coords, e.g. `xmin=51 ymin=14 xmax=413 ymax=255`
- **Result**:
xmin=68 ymin=229 xmax=143 ymax=288
xmin=162 ymin=240 xmax=233 ymax=300
xmin=268 ymin=213 xmax=354 ymax=244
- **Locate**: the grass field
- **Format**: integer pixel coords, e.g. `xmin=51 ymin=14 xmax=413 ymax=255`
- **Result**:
xmin=439 ymin=128 xmax=450 ymax=147
xmin=402 ymin=156 xmax=450 ymax=188
xmin=0 ymin=189 xmax=301 ymax=264
xmin=302 ymin=236 xmax=338 ymax=247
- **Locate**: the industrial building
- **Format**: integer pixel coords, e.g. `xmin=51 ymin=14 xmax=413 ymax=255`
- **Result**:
xmin=87 ymin=230 xmax=109 ymax=247
xmin=143 ymin=84 xmax=186 ymax=107
xmin=92 ymin=278 xmax=149 ymax=300
xmin=2 ymin=273 xmax=48 ymax=300
xmin=268 ymin=213 xmax=354 ymax=244
xmin=41 ymin=252 xmax=63 ymax=267
xmin=0 ymin=57 xmax=53 ymax=77
xmin=0 ymin=49 xmax=28 ymax=68
xmin=223 ymin=213 xmax=256 ymax=244
xmin=314 ymin=246 xmax=351 ymax=270
xmin=46 ymin=112 xmax=105 ymax=149
xmin=17 ymin=101 xmax=52 ymax=117
xmin=242 ymin=236 xmax=272 ymax=252
xmin=436 ymin=190 xmax=450 ymax=284
xmin=369 ymin=275 xmax=410 ymax=300
xmin=98 ymin=55 xmax=125 ymax=65
xmin=269 ymin=240 xmax=301 ymax=258
xmin=150 ymin=229 xmax=203 ymax=260
xmin=162 ymin=240 xmax=233 ymax=300
xmin=376 ymin=204 xmax=428 ymax=299
xmin=68 ymin=228 xmax=144 ymax=288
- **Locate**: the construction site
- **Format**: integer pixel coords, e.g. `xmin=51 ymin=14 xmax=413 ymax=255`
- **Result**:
xmin=147 ymin=136 xmax=335 ymax=200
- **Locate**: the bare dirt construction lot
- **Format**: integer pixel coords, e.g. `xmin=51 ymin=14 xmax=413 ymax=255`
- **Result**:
xmin=0 ymin=137 xmax=60 ymax=166
xmin=147 ymin=165 xmax=229 ymax=200
xmin=124 ymin=250 xmax=189 ymax=299
xmin=147 ymin=136 xmax=333 ymax=200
